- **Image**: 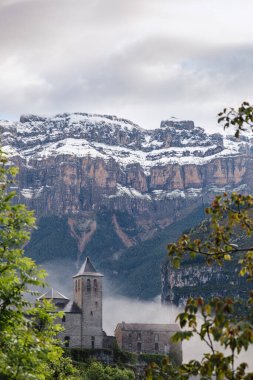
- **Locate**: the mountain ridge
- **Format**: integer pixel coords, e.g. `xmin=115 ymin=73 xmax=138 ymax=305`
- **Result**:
xmin=1 ymin=112 xmax=253 ymax=299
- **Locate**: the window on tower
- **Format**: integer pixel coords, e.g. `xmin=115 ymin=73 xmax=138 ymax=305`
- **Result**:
xmin=94 ymin=279 xmax=97 ymax=291
xmin=87 ymin=279 xmax=91 ymax=291
xmin=91 ymin=336 xmax=95 ymax=349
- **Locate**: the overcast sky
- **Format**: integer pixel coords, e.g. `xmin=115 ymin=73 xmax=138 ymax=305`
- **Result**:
xmin=1 ymin=0 xmax=253 ymax=131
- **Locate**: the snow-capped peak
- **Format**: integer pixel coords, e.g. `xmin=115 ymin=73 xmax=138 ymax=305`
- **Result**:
xmin=0 ymin=112 xmax=250 ymax=176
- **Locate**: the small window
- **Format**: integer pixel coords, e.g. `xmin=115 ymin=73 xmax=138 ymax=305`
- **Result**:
xmin=75 ymin=280 xmax=77 ymax=292
xmin=55 ymin=302 xmax=65 ymax=308
xmin=78 ymin=279 xmax=80 ymax=291
xmin=128 ymin=333 xmax=132 ymax=338
xmin=95 ymin=301 xmax=98 ymax=308
xmin=91 ymin=336 xmax=95 ymax=349
xmin=90 ymin=311 xmax=93 ymax=316
xmin=137 ymin=342 xmax=142 ymax=353
xmin=94 ymin=279 xmax=97 ymax=291
xmin=137 ymin=332 xmax=141 ymax=341
xmin=87 ymin=279 xmax=91 ymax=291
xmin=62 ymin=315 xmax=66 ymax=322
xmin=64 ymin=336 xmax=70 ymax=348
xmin=155 ymin=342 xmax=159 ymax=352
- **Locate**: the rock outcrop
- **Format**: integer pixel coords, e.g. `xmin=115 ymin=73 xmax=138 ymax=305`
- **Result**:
xmin=1 ymin=112 xmax=253 ymax=254
xmin=161 ymin=255 xmax=252 ymax=306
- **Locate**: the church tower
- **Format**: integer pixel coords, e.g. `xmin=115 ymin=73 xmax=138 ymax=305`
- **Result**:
xmin=73 ymin=257 xmax=104 ymax=348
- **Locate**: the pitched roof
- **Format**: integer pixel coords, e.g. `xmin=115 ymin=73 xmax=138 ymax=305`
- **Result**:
xmin=62 ymin=300 xmax=82 ymax=313
xmin=37 ymin=288 xmax=69 ymax=300
xmin=116 ymin=323 xmax=180 ymax=332
xmin=73 ymin=256 xmax=103 ymax=278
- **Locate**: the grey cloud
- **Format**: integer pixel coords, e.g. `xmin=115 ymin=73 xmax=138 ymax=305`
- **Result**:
xmin=1 ymin=0 xmax=253 ymax=130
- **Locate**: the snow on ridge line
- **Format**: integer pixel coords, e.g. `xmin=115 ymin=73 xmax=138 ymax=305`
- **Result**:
xmin=0 ymin=114 xmax=248 ymax=175
xmin=67 ymin=113 xmax=142 ymax=131
xmin=18 ymin=112 xmax=142 ymax=131
xmin=1 ymin=135 xmax=243 ymax=176
xmin=21 ymin=187 xmax=44 ymax=199
xmin=107 ymin=184 xmax=152 ymax=200
xmin=18 ymin=183 xmax=251 ymax=202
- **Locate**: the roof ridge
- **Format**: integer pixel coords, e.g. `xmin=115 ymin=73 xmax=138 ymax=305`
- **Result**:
xmin=37 ymin=287 xmax=69 ymax=300
xmin=73 ymin=256 xmax=103 ymax=277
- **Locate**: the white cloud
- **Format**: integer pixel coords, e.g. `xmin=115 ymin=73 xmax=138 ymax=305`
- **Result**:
xmin=1 ymin=0 xmax=253 ymax=130
xmin=103 ymin=296 xmax=253 ymax=371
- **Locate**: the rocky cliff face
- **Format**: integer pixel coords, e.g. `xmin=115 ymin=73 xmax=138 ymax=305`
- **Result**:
xmin=0 ymin=112 xmax=252 ymax=298
xmin=161 ymin=255 xmax=252 ymax=306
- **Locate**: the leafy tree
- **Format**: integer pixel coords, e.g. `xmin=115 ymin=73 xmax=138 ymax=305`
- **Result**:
xmin=0 ymin=149 xmax=80 ymax=379
xmin=85 ymin=361 xmax=135 ymax=380
xmin=147 ymin=104 xmax=253 ymax=380
xmin=218 ymin=101 xmax=253 ymax=138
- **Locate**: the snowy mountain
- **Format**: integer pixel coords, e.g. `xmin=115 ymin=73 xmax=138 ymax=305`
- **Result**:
xmin=1 ymin=112 xmax=247 ymax=170
xmin=1 ymin=112 xmax=253 ymax=299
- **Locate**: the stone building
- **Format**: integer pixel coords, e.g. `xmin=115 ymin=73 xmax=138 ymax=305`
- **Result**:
xmin=38 ymin=256 xmax=182 ymax=361
xmin=115 ymin=323 xmax=182 ymax=362
xmin=38 ymin=256 xmax=104 ymax=349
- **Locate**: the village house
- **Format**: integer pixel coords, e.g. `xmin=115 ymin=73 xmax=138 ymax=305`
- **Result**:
xmin=115 ymin=322 xmax=182 ymax=361
xmin=38 ymin=256 xmax=182 ymax=362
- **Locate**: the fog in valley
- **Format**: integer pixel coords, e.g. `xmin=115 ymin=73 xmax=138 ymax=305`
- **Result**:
xmin=41 ymin=259 xmax=253 ymax=371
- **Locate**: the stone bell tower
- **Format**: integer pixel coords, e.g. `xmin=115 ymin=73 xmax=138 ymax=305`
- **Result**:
xmin=73 ymin=257 xmax=104 ymax=349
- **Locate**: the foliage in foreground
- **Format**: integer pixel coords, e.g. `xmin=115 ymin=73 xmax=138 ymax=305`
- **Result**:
xmin=0 ymin=150 xmax=80 ymax=379
xmin=82 ymin=361 xmax=135 ymax=380
xmin=148 ymin=103 xmax=253 ymax=379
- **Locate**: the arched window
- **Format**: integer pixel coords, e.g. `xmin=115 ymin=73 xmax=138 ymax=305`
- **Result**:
xmin=75 ymin=280 xmax=77 ymax=292
xmin=87 ymin=279 xmax=91 ymax=291
xmin=78 ymin=279 xmax=80 ymax=291
xmin=94 ymin=279 xmax=97 ymax=291
xmin=62 ymin=315 xmax=66 ymax=322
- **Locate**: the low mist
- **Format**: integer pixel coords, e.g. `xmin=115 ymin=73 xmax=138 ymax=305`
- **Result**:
xmin=41 ymin=260 xmax=253 ymax=371
xmin=103 ymin=295 xmax=179 ymax=335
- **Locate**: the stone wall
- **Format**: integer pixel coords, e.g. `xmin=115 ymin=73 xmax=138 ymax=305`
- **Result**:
xmin=58 ymin=313 xmax=82 ymax=348
xmin=115 ymin=323 xmax=182 ymax=363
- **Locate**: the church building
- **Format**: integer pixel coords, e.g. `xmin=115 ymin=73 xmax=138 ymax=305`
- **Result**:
xmin=38 ymin=256 xmax=104 ymax=349
xmin=38 ymin=256 xmax=182 ymax=362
